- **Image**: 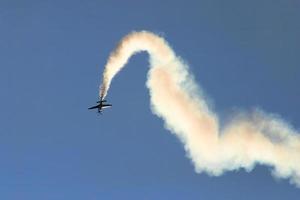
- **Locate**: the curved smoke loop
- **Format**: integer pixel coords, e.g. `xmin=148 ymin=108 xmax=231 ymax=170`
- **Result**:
xmin=100 ymin=31 xmax=300 ymax=187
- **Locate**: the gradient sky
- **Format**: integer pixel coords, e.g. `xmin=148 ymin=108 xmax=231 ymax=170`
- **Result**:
xmin=1 ymin=0 xmax=300 ymax=199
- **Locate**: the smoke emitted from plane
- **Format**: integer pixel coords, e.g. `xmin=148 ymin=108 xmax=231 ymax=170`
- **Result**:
xmin=99 ymin=31 xmax=300 ymax=187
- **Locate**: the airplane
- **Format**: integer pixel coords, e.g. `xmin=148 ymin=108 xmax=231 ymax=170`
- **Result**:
xmin=88 ymin=98 xmax=112 ymax=114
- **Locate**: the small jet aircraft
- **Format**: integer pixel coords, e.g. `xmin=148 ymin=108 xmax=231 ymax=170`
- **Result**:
xmin=88 ymin=99 xmax=112 ymax=114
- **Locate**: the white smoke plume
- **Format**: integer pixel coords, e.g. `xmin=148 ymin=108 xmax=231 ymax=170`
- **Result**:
xmin=99 ymin=31 xmax=300 ymax=187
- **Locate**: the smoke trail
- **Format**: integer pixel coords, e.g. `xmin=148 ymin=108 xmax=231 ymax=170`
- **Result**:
xmin=99 ymin=31 xmax=300 ymax=187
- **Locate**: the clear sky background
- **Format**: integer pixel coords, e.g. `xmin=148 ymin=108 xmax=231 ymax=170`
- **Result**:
xmin=1 ymin=0 xmax=300 ymax=199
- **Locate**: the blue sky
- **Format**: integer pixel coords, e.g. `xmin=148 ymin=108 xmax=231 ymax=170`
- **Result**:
xmin=0 ymin=0 xmax=299 ymax=199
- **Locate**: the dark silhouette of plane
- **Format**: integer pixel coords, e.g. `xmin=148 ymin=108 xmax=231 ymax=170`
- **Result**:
xmin=88 ymin=99 xmax=112 ymax=114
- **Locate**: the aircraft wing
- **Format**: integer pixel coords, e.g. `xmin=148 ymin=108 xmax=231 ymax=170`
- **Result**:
xmin=102 ymin=104 xmax=112 ymax=108
xmin=88 ymin=105 xmax=99 ymax=109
